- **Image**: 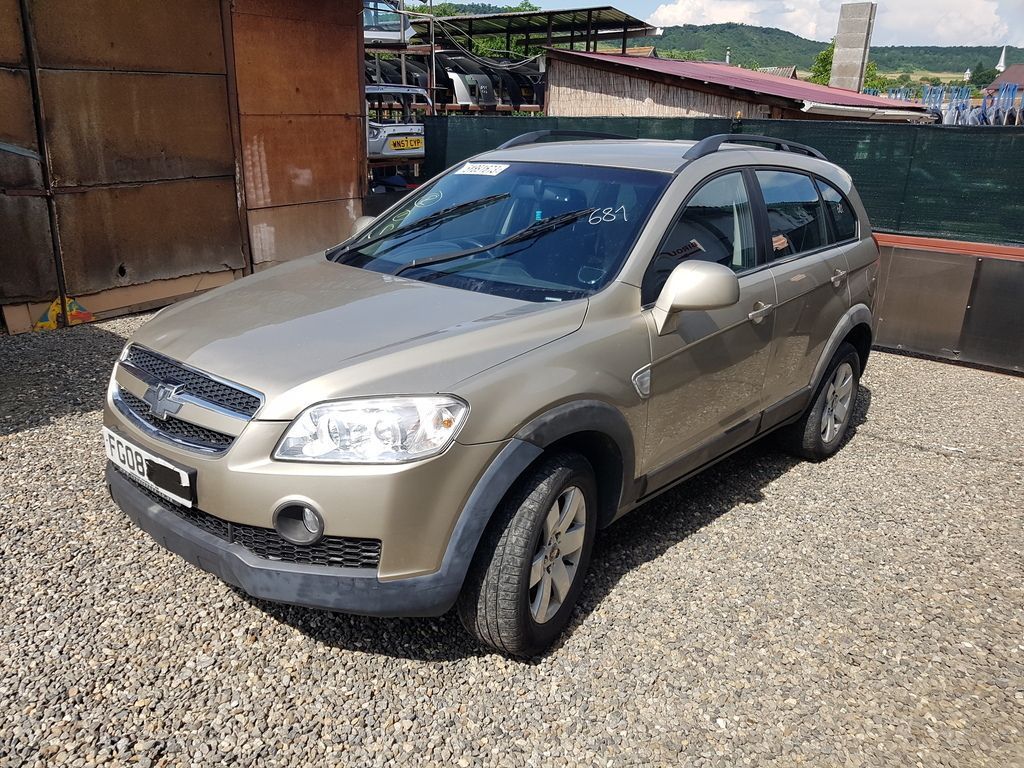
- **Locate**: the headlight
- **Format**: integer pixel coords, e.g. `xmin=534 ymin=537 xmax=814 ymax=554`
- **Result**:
xmin=274 ymin=396 xmax=468 ymax=464
xmin=368 ymin=126 xmax=382 ymax=140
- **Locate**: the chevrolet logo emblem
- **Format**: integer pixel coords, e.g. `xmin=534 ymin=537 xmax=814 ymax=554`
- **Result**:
xmin=142 ymin=381 xmax=186 ymax=421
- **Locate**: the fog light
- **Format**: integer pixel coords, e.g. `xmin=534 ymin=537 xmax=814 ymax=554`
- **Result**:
xmin=302 ymin=507 xmax=322 ymax=536
xmin=274 ymin=503 xmax=325 ymax=545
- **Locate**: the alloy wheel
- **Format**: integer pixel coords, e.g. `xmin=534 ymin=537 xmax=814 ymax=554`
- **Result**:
xmin=528 ymin=486 xmax=587 ymax=624
xmin=821 ymin=362 xmax=855 ymax=444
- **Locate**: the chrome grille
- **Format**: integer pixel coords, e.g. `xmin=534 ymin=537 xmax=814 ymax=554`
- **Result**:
xmin=118 ymin=389 xmax=234 ymax=450
xmin=124 ymin=346 xmax=262 ymax=417
xmin=122 ymin=471 xmax=381 ymax=570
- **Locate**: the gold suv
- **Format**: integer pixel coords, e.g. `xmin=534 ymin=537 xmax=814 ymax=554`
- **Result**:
xmin=105 ymin=133 xmax=879 ymax=655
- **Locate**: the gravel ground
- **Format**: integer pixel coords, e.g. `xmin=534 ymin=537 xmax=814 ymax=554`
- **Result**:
xmin=1 ymin=314 xmax=1022 ymax=767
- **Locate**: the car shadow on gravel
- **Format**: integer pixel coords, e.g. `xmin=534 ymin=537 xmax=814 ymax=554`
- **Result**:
xmin=0 ymin=324 xmax=127 ymax=437
xmin=249 ymin=387 xmax=872 ymax=662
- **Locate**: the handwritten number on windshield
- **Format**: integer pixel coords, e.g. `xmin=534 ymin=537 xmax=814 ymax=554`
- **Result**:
xmin=589 ymin=206 xmax=628 ymax=225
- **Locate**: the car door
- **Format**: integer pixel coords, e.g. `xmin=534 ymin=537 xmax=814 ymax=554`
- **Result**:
xmin=641 ymin=171 xmax=777 ymax=489
xmin=753 ymin=170 xmax=852 ymax=428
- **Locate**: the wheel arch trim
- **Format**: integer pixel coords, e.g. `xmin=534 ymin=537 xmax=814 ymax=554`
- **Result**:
xmin=810 ymin=304 xmax=873 ymax=391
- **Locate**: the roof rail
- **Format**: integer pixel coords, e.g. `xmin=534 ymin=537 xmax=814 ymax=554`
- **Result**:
xmin=497 ymin=129 xmax=634 ymax=150
xmin=683 ymin=134 xmax=828 ymax=162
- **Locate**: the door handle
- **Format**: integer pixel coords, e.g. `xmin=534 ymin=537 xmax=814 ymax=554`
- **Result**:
xmin=748 ymin=301 xmax=774 ymax=324
xmin=831 ymin=269 xmax=849 ymax=287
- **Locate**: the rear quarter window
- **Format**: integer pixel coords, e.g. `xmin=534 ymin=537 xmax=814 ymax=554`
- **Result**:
xmin=816 ymin=179 xmax=859 ymax=242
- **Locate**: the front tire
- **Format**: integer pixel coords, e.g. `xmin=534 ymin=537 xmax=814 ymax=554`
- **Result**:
xmin=779 ymin=342 xmax=861 ymax=461
xmin=457 ymin=453 xmax=597 ymax=656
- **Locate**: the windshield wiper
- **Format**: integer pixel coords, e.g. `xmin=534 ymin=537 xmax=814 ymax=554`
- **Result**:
xmin=327 ymin=193 xmax=510 ymax=262
xmin=393 ymin=207 xmax=597 ymax=277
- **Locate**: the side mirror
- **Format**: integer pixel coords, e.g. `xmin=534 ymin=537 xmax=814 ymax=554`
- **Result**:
xmin=351 ymin=215 xmax=376 ymax=238
xmin=652 ymin=261 xmax=740 ymax=336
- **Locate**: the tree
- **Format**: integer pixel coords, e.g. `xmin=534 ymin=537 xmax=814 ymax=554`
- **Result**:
xmin=862 ymin=61 xmax=891 ymax=92
xmin=969 ymin=60 xmax=999 ymax=87
xmin=808 ymin=40 xmax=834 ymax=84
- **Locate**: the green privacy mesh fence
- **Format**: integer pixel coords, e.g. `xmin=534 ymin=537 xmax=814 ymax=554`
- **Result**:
xmin=422 ymin=117 xmax=1024 ymax=246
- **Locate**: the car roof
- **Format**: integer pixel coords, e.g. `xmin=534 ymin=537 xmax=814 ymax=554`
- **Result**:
xmin=475 ymin=138 xmax=838 ymax=176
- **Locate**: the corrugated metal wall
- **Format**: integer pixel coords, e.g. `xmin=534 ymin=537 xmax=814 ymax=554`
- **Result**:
xmin=0 ymin=0 xmax=247 ymax=310
xmin=233 ymin=0 xmax=366 ymax=270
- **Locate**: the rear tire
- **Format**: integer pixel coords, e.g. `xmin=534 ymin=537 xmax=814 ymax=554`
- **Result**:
xmin=779 ymin=342 xmax=861 ymax=461
xmin=457 ymin=452 xmax=597 ymax=657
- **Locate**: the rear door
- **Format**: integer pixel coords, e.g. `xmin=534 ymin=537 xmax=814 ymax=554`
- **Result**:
xmin=754 ymin=170 xmax=852 ymax=428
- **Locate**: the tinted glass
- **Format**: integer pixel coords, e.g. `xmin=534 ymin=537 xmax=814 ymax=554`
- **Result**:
xmin=756 ymin=170 xmax=829 ymax=259
xmin=816 ymin=179 xmax=858 ymax=242
xmin=643 ymin=173 xmax=756 ymax=304
xmin=332 ymin=161 xmax=669 ymax=303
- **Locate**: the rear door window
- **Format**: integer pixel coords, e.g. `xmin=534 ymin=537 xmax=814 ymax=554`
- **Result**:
xmin=816 ymin=179 xmax=859 ymax=242
xmin=755 ymin=170 xmax=830 ymax=260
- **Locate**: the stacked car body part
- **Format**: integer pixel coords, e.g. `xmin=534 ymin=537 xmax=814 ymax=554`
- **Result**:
xmin=365 ymin=53 xmax=546 ymax=109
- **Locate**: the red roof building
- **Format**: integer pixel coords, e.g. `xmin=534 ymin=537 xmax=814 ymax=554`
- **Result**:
xmin=545 ymin=49 xmax=931 ymax=122
xmin=989 ymin=64 xmax=1024 ymax=89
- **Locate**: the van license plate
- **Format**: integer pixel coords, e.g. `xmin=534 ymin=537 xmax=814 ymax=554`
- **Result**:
xmin=388 ymin=137 xmax=423 ymax=151
xmin=103 ymin=427 xmax=195 ymax=507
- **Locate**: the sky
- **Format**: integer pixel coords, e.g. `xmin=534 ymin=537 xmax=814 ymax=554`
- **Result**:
xmin=530 ymin=0 xmax=1024 ymax=47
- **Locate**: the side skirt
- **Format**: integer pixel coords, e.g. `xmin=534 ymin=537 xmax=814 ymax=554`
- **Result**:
xmin=618 ymin=385 xmax=812 ymax=519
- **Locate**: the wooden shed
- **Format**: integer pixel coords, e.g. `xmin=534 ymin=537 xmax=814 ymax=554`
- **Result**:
xmin=544 ymin=49 xmax=931 ymax=123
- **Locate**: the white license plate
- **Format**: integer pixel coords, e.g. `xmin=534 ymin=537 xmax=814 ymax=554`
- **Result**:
xmin=103 ymin=427 xmax=194 ymax=507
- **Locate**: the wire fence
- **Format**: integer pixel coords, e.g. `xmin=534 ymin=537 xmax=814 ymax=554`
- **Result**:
xmin=422 ymin=116 xmax=1024 ymax=246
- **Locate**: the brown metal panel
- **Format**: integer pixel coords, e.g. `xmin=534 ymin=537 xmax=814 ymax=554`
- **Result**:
xmin=232 ymin=0 xmax=358 ymax=25
xmin=0 ymin=0 xmax=25 ymax=66
xmin=247 ymin=198 xmax=359 ymax=266
xmin=232 ymin=12 xmax=362 ymax=116
xmin=0 ymin=66 xmax=40 ymax=188
xmin=958 ymin=258 xmax=1024 ymax=373
xmin=39 ymin=70 xmax=233 ymax=187
xmin=240 ymin=115 xmax=363 ymax=208
xmin=0 ymin=195 xmax=57 ymax=302
xmin=875 ymin=248 xmax=976 ymax=357
xmin=55 ymin=178 xmax=246 ymax=295
xmin=30 ymin=0 xmax=225 ymax=74
xmin=0 ymin=66 xmax=36 ymax=148
xmin=0 ymin=150 xmax=42 ymax=188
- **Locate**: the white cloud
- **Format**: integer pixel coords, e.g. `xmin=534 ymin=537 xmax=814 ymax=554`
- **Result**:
xmin=648 ymin=0 xmax=1024 ymax=47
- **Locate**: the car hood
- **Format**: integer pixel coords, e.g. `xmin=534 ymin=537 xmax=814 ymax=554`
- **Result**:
xmin=130 ymin=253 xmax=587 ymax=420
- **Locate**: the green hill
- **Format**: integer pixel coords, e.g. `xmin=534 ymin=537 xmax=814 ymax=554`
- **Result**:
xmin=639 ymin=23 xmax=1021 ymax=74
xmin=640 ymin=23 xmax=823 ymax=68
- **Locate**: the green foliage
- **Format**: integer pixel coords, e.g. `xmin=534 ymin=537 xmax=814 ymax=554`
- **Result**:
xmin=863 ymin=62 xmax=889 ymax=91
xmin=638 ymin=23 xmax=822 ymax=68
xmin=808 ymin=40 xmax=833 ymax=84
xmin=969 ymin=61 xmax=1000 ymax=87
xmin=635 ymin=23 xmax=1020 ymax=73
xmin=408 ymin=1 xmax=537 ymax=16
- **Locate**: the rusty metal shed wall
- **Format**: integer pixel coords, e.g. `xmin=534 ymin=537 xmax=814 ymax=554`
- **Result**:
xmin=0 ymin=0 xmax=54 ymax=305
xmin=0 ymin=196 xmax=57 ymax=303
xmin=1 ymin=0 xmax=246 ymax=308
xmin=40 ymin=70 xmax=234 ymax=187
xmin=232 ymin=0 xmax=366 ymax=269
xmin=29 ymin=0 xmax=226 ymax=74
xmin=0 ymin=0 xmax=25 ymax=65
xmin=57 ymin=178 xmax=243 ymax=296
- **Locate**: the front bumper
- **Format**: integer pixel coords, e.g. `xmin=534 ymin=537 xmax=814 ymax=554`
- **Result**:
xmin=108 ymin=465 xmax=457 ymax=616
xmin=106 ymin=437 xmax=545 ymax=617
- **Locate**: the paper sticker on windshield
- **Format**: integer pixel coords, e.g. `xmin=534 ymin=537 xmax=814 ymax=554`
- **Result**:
xmin=455 ymin=163 xmax=509 ymax=176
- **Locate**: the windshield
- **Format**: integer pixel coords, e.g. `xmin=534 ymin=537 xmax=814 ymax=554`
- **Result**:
xmin=329 ymin=161 xmax=670 ymax=302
